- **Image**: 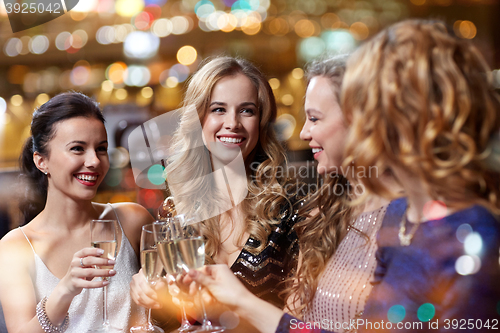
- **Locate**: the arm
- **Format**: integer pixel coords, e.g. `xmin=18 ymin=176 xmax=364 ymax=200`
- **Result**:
xmin=0 ymin=232 xmax=115 ymax=333
xmin=187 ymin=265 xmax=284 ymax=333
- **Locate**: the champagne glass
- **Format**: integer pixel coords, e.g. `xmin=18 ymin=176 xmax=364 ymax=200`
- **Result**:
xmin=130 ymin=224 xmax=165 ymax=333
xmin=177 ymin=217 xmax=224 ymax=333
xmin=89 ymin=219 xmax=121 ymax=333
xmin=153 ymin=219 xmax=197 ymax=332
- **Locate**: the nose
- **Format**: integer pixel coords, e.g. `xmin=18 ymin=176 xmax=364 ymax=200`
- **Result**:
xmin=300 ymin=120 xmax=311 ymax=141
xmin=224 ymin=110 xmax=241 ymax=130
xmin=85 ymin=151 xmax=100 ymax=168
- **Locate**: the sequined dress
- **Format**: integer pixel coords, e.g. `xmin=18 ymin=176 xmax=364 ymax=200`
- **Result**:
xmin=276 ymin=198 xmax=500 ymax=333
xmin=230 ymin=201 xmax=301 ymax=308
xmin=303 ymin=206 xmax=387 ymax=332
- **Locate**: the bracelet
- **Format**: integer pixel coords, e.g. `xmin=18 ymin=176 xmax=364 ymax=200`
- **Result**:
xmin=36 ymin=296 xmax=70 ymax=333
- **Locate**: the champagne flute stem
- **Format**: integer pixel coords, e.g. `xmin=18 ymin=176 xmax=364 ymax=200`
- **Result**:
xmin=198 ymin=285 xmax=211 ymax=328
xmin=147 ymin=308 xmax=153 ymax=330
xmin=103 ymin=284 xmax=110 ymax=328
xmin=180 ymin=300 xmax=190 ymax=328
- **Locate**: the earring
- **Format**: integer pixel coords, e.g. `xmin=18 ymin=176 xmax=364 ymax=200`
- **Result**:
xmin=44 ymin=171 xmax=48 ymax=175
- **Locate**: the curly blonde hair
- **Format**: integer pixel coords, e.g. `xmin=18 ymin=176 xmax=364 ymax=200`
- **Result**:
xmin=285 ymin=55 xmax=357 ymax=316
xmin=342 ymin=19 xmax=500 ymax=212
xmin=166 ymin=56 xmax=296 ymax=262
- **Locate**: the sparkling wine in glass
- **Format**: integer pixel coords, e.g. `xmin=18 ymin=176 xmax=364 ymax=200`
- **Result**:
xmin=89 ymin=219 xmax=122 ymax=333
xmin=177 ymin=217 xmax=224 ymax=333
xmin=130 ymin=224 xmax=165 ymax=333
xmin=153 ymin=218 xmax=197 ymax=332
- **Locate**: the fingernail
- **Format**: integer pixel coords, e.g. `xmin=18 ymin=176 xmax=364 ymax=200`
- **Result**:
xmin=97 ymin=249 xmax=104 ymax=254
xmin=103 ymin=281 xmax=110 ymax=286
xmin=108 ymin=259 xmax=116 ymax=265
xmin=109 ymin=270 xmax=116 ymax=275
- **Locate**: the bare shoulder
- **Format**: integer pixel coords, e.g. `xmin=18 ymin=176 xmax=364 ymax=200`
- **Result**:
xmin=0 ymin=227 xmax=35 ymax=278
xmin=112 ymin=202 xmax=154 ymax=225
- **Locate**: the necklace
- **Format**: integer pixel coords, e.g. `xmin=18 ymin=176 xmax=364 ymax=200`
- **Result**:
xmin=398 ymin=206 xmax=421 ymax=246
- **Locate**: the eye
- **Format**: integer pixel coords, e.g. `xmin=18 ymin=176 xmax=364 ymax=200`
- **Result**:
xmin=97 ymin=146 xmax=108 ymax=153
xmin=241 ymin=108 xmax=255 ymax=116
xmin=211 ymin=108 xmax=225 ymax=113
xmin=308 ymin=116 xmax=318 ymax=123
xmin=70 ymin=146 xmax=84 ymax=152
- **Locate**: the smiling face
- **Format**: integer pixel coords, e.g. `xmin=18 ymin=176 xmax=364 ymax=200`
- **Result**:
xmin=202 ymin=73 xmax=260 ymax=163
xmin=36 ymin=116 xmax=109 ymax=201
xmin=300 ymin=76 xmax=348 ymax=175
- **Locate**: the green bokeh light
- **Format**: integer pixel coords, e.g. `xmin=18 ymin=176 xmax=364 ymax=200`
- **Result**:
xmin=105 ymin=168 xmax=122 ymax=187
xmin=147 ymin=164 xmax=166 ymax=185
xmin=387 ymin=305 xmax=406 ymax=323
xmin=417 ymin=303 xmax=435 ymax=322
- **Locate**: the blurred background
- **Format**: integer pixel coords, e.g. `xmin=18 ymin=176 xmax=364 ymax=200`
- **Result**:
xmin=0 ymin=0 xmax=498 ymax=235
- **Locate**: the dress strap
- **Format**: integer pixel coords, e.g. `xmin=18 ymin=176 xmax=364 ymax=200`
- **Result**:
xmin=106 ymin=203 xmax=125 ymax=233
xmin=18 ymin=226 xmax=36 ymax=255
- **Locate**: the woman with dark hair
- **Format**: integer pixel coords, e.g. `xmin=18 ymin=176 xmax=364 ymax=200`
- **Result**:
xmin=0 ymin=92 xmax=154 ymax=333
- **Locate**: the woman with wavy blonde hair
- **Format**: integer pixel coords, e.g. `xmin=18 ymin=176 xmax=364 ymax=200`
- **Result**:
xmin=339 ymin=19 xmax=500 ymax=330
xmin=131 ymin=56 xmax=302 ymax=325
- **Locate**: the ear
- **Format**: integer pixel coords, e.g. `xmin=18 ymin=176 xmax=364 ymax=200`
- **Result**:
xmin=33 ymin=151 xmax=47 ymax=174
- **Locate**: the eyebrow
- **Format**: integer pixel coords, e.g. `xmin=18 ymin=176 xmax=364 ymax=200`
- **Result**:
xmin=66 ymin=140 xmax=108 ymax=146
xmin=209 ymin=101 xmax=258 ymax=108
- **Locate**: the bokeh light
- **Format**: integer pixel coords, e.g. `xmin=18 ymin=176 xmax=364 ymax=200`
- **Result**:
xmin=124 ymin=31 xmax=160 ymax=59
xmin=11 ymin=95 xmax=23 ymax=106
xmin=4 ymin=38 xmax=22 ymax=57
xmin=464 ymin=232 xmax=483 ymax=256
xmin=147 ymin=164 xmax=166 ymax=185
xmin=387 ymin=305 xmax=406 ymax=323
xmin=269 ymin=78 xmax=280 ymax=90
xmin=454 ymin=20 xmax=477 ymax=39
xmin=105 ymin=168 xmax=123 ymax=187
xmin=176 ymin=46 xmax=197 ymax=66
xmin=291 ymin=68 xmax=304 ymax=80
xmin=298 ymin=37 xmax=325 ymax=62
xmin=29 ymin=35 xmax=50 ymax=55
xmin=417 ymin=303 xmax=435 ymax=322
xmin=171 ymin=16 xmax=191 ymax=34
xmin=281 ymin=94 xmax=294 ymax=106
xmin=169 ymin=64 xmax=190 ymax=83
xmin=0 ymin=98 xmax=7 ymax=113
xmin=106 ymin=62 xmax=128 ymax=84
xmin=102 ymin=80 xmax=114 ymax=92
xmin=455 ymin=254 xmax=481 ymax=275
xmin=124 ymin=66 xmax=151 ymax=87
xmin=36 ymin=93 xmax=50 ymax=105
xmin=152 ymin=18 xmax=173 ymax=37
xmin=456 ymin=223 xmax=472 ymax=243
xmin=115 ymin=88 xmax=128 ymax=100
xmin=116 ymin=0 xmax=145 ymax=17
xmin=141 ymin=87 xmax=154 ymax=99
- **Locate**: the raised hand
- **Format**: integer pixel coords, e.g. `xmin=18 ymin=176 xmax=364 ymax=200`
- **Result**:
xmin=58 ymin=247 xmax=116 ymax=297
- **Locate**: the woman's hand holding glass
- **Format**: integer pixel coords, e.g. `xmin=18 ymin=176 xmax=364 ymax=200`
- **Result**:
xmin=59 ymin=247 xmax=117 ymax=297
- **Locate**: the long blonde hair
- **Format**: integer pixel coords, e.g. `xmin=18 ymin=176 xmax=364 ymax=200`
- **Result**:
xmin=285 ymin=55 xmax=356 ymax=316
xmin=167 ymin=56 xmax=296 ymax=261
xmin=342 ymin=19 xmax=500 ymax=212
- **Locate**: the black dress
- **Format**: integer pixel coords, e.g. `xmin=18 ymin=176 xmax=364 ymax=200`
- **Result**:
xmin=231 ymin=200 xmax=301 ymax=309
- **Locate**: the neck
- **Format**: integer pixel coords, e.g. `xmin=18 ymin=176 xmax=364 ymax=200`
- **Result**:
xmin=41 ymin=192 xmax=99 ymax=230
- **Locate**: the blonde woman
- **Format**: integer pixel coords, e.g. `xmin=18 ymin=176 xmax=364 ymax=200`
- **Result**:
xmin=130 ymin=57 xmax=302 ymax=323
